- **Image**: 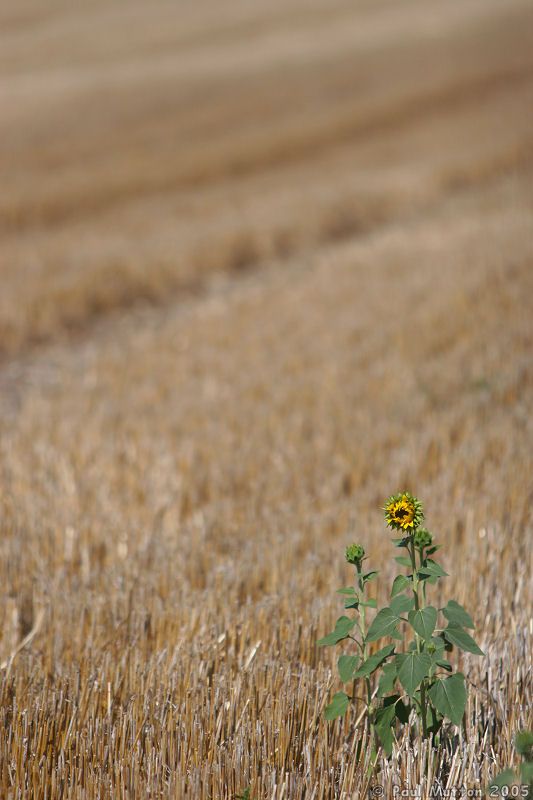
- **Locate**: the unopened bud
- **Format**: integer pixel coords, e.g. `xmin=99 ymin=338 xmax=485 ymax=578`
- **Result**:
xmin=414 ymin=528 xmax=433 ymax=548
xmin=345 ymin=543 xmax=365 ymax=565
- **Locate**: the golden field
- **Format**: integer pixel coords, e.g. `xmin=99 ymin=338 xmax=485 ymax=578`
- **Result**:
xmin=0 ymin=0 xmax=532 ymax=797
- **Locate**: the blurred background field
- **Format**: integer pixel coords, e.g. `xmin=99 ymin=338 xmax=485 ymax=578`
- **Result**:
xmin=0 ymin=0 xmax=532 ymax=797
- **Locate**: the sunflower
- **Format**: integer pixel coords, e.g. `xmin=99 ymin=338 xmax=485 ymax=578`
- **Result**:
xmin=384 ymin=492 xmax=424 ymax=531
xmin=345 ymin=543 xmax=365 ymax=564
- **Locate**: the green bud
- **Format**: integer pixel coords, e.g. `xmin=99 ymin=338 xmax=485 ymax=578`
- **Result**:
xmin=413 ymin=528 xmax=433 ymax=549
xmin=345 ymin=543 xmax=365 ymax=565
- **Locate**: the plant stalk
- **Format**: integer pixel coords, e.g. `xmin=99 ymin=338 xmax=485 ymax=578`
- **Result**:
xmin=409 ymin=538 xmax=428 ymax=739
xmin=356 ymin=562 xmax=376 ymax=757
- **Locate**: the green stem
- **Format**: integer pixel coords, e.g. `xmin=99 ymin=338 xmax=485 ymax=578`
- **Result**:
xmin=408 ymin=539 xmax=428 ymax=739
xmin=356 ymin=562 xmax=376 ymax=754
xmin=409 ymin=541 xmax=420 ymax=612
xmin=420 ymin=545 xmax=428 ymax=608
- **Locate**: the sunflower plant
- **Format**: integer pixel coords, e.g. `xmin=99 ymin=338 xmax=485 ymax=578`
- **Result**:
xmin=318 ymin=492 xmax=484 ymax=757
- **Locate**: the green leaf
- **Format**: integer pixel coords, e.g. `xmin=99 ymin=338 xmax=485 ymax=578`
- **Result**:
xmin=344 ymin=597 xmax=359 ymax=609
xmin=374 ymin=701 xmax=396 ymax=755
xmin=363 ymin=571 xmax=379 ymax=583
xmin=392 ymin=536 xmax=411 ymax=546
xmin=443 ymin=624 xmax=484 ymax=655
xmin=337 ymin=654 xmax=360 ymax=683
xmin=520 ymin=762 xmax=533 ymax=785
xmin=435 ymin=659 xmax=452 ymax=672
xmin=418 ymin=559 xmax=448 ymax=578
xmin=488 ymin=769 xmax=516 ymax=793
xmin=377 ymin=662 xmax=397 ymax=696
xmin=336 ymin=587 xmax=356 ymax=595
xmin=515 ymin=730 xmax=533 ymax=756
xmin=395 ymin=652 xmax=432 ymax=696
xmin=359 ymin=598 xmax=377 ymax=608
xmin=395 ymin=556 xmax=412 ymax=567
xmin=317 ymin=616 xmax=357 ymax=647
xmin=395 ymin=699 xmax=411 ymax=723
xmin=354 ymin=644 xmax=395 ymax=678
xmin=442 ymin=600 xmax=474 ymax=629
xmin=391 ymin=575 xmax=411 ymax=597
xmin=434 ymin=632 xmax=454 ymax=653
xmin=427 ymin=673 xmax=467 ymax=726
xmin=366 ymin=608 xmax=400 ymax=642
xmin=408 ymin=607 xmax=438 ymax=640
xmin=390 ymin=594 xmax=415 ymax=615
xmin=430 ymin=636 xmax=446 ymax=653
xmin=324 ymin=691 xmax=350 ymax=721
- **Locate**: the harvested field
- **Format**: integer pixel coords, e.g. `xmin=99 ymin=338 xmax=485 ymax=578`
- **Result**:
xmin=0 ymin=0 xmax=532 ymax=797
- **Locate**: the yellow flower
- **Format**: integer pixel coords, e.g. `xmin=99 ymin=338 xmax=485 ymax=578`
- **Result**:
xmin=384 ymin=492 xmax=424 ymax=531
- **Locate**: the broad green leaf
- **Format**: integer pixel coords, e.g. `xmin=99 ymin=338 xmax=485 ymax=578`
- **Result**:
xmin=337 ymin=654 xmax=360 ymax=683
xmin=443 ymin=625 xmax=484 ymax=655
xmin=324 ymin=691 xmax=350 ymax=721
xmin=318 ymin=616 xmax=357 ymax=647
xmin=359 ymin=598 xmax=377 ymax=608
xmin=515 ymin=730 xmax=533 ymax=756
xmin=434 ymin=633 xmax=453 ymax=653
xmin=430 ymin=636 xmax=446 ymax=653
xmin=363 ymin=571 xmax=379 ymax=583
xmin=488 ymin=769 xmax=516 ymax=792
xmin=391 ymin=575 xmax=410 ymax=597
xmin=374 ymin=701 xmax=396 ymax=755
xmin=354 ymin=644 xmax=395 ymax=678
xmin=395 ymin=699 xmax=411 ymax=723
xmin=426 ymin=544 xmax=442 ymax=555
xmin=435 ymin=659 xmax=452 ymax=672
xmin=395 ymin=556 xmax=412 ymax=567
xmin=408 ymin=607 xmax=437 ymax=640
xmin=418 ymin=559 xmax=448 ymax=578
xmin=390 ymin=594 xmax=415 ymax=615
xmin=377 ymin=662 xmax=397 ymax=696
xmin=366 ymin=608 xmax=400 ymax=642
xmin=336 ymin=587 xmax=356 ymax=595
xmin=395 ymin=652 xmax=432 ymax=696
xmin=344 ymin=597 xmax=359 ymax=609
xmin=428 ymin=673 xmax=467 ymax=726
xmin=442 ymin=600 xmax=474 ymax=629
